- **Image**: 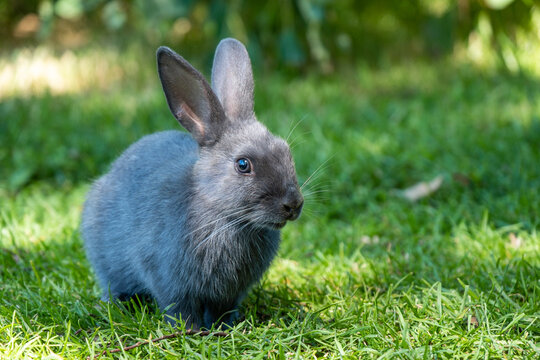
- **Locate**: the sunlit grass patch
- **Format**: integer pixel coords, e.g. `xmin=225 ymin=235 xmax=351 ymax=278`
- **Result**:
xmin=0 ymin=45 xmax=152 ymax=100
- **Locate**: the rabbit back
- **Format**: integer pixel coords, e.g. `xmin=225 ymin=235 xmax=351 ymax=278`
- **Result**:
xmin=82 ymin=130 xmax=197 ymax=301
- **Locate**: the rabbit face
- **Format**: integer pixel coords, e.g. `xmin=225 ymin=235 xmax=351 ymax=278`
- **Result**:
xmin=194 ymin=120 xmax=303 ymax=231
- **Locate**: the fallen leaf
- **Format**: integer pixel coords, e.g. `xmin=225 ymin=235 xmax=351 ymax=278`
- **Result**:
xmin=399 ymin=175 xmax=444 ymax=202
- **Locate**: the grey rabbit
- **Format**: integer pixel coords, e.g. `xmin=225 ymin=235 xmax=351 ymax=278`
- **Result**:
xmin=81 ymin=38 xmax=304 ymax=329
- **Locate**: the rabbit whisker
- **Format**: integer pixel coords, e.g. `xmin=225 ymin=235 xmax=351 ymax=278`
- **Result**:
xmin=189 ymin=215 xmax=248 ymax=251
xmin=185 ymin=206 xmax=253 ymax=240
xmin=193 ymin=211 xmax=255 ymax=251
xmin=302 ymin=193 xmax=330 ymax=203
xmin=285 ymin=114 xmax=307 ymax=143
xmin=300 ymin=155 xmax=335 ymax=190
xmin=302 ymin=188 xmax=331 ymax=196
xmin=288 ymin=136 xmax=306 ymax=151
xmin=288 ymin=130 xmax=312 ymax=150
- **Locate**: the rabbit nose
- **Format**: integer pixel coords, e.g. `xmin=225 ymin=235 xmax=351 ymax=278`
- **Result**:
xmin=282 ymin=190 xmax=304 ymax=221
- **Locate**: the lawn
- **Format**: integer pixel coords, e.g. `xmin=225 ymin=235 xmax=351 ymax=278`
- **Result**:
xmin=0 ymin=45 xmax=539 ymax=359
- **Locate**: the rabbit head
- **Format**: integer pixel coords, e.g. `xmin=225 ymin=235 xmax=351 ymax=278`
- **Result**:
xmin=157 ymin=39 xmax=303 ymax=231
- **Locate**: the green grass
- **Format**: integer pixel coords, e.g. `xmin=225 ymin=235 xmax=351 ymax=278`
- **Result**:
xmin=1 ymin=46 xmax=539 ymax=358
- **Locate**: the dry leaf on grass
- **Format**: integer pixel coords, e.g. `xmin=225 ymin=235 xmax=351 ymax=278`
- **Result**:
xmin=399 ymin=175 xmax=444 ymax=202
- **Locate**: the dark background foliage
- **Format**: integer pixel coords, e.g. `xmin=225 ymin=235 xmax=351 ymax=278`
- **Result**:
xmin=1 ymin=0 xmax=538 ymax=71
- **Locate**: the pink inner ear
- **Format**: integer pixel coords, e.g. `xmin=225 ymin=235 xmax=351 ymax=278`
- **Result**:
xmin=178 ymin=103 xmax=205 ymax=137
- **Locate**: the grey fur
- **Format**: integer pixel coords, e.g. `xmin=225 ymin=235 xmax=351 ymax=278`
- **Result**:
xmin=81 ymin=38 xmax=303 ymax=329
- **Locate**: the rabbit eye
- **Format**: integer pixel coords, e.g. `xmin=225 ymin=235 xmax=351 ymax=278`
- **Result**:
xmin=235 ymin=158 xmax=252 ymax=174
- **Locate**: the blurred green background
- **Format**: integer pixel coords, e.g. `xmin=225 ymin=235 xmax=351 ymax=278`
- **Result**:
xmin=1 ymin=0 xmax=539 ymax=72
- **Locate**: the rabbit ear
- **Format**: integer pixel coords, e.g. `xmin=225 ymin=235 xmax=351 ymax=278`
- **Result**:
xmin=211 ymin=38 xmax=254 ymax=121
xmin=157 ymin=46 xmax=226 ymax=147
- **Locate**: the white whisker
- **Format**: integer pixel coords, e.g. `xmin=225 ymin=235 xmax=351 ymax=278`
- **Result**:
xmin=193 ymin=214 xmax=252 ymax=251
xmin=184 ymin=206 xmax=252 ymax=240
xmin=300 ymin=155 xmax=335 ymax=190
xmin=288 ymin=130 xmax=311 ymax=150
xmin=286 ymin=114 xmax=308 ymax=142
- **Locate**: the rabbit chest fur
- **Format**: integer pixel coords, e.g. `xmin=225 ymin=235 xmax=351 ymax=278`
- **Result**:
xmin=81 ymin=39 xmax=303 ymax=329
